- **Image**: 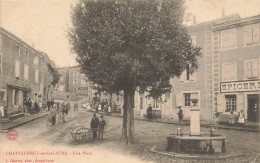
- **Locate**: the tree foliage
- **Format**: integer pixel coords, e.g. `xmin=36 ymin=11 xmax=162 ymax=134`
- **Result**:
xmin=69 ymin=0 xmax=201 ymax=98
xmin=69 ymin=0 xmax=202 ymax=143
xmin=50 ymin=67 xmax=61 ymax=87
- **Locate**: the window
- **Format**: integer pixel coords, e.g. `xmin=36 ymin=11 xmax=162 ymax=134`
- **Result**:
xmin=225 ymin=95 xmax=236 ymax=112
xmin=221 ymin=28 xmax=236 ymax=49
xmin=25 ymin=51 xmax=29 ymax=60
xmin=191 ymin=36 xmax=196 ymax=46
xmin=246 ymin=60 xmax=259 ymax=79
xmin=15 ymin=60 xmax=20 ymax=78
xmin=33 ymin=56 xmax=39 ymax=65
xmin=179 ymin=64 xmax=196 ymax=81
xmin=184 ymin=93 xmax=198 ymax=107
xmin=16 ymin=45 xmax=20 ymax=56
xmin=184 ymin=93 xmax=191 ymax=106
xmin=35 ymin=69 xmax=39 ymax=84
xmin=140 ymin=97 xmax=143 ymax=109
xmin=24 ymin=64 xmax=29 ymax=81
xmin=222 ymin=62 xmax=236 ymax=81
xmin=0 ymin=53 xmax=2 ymax=74
xmin=153 ymin=98 xmax=159 ymax=108
xmin=244 ymin=24 xmax=259 ymax=45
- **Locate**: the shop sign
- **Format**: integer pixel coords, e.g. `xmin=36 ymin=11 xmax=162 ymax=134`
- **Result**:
xmin=220 ymin=79 xmax=260 ymax=93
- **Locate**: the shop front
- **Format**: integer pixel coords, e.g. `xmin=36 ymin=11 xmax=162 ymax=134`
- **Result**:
xmin=7 ymin=85 xmax=31 ymax=116
xmin=219 ymin=79 xmax=260 ymax=123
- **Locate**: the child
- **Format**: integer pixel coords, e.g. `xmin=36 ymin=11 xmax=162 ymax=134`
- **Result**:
xmin=229 ymin=111 xmax=235 ymax=126
xmin=98 ymin=114 xmax=106 ymax=140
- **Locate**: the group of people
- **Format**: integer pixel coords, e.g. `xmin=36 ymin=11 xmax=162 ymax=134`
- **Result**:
xmin=90 ymin=113 xmax=106 ymax=140
xmin=49 ymin=101 xmax=70 ymax=126
xmin=91 ymin=99 xmax=112 ymax=115
xmin=229 ymin=110 xmax=245 ymax=126
xmin=23 ymin=98 xmax=55 ymax=114
xmin=47 ymin=99 xmax=55 ymax=111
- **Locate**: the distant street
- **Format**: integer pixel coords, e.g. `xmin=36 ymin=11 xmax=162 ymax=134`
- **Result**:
xmin=1 ymin=103 xmax=259 ymax=163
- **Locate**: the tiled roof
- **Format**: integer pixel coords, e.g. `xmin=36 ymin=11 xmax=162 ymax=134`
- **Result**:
xmin=188 ymin=14 xmax=241 ymax=29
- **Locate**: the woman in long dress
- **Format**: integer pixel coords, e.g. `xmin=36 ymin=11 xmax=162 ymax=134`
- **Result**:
xmin=238 ymin=110 xmax=245 ymax=126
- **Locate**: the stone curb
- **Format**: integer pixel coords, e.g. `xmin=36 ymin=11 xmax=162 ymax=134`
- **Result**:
xmin=150 ymin=150 xmax=245 ymax=160
xmin=0 ymin=113 xmax=49 ymax=131
xmin=84 ymin=108 xmax=259 ymax=133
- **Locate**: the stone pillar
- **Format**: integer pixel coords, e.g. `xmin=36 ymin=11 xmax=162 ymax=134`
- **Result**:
xmin=190 ymin=108 xmax=200 ymax=136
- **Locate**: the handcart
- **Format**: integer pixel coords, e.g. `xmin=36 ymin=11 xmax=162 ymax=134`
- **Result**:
xmin=71 ymin=126 xmax=98 ymax=142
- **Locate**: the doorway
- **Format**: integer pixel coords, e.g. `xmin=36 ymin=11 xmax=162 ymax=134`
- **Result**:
xmin=247 ymin=94 xmax=260 ymax=122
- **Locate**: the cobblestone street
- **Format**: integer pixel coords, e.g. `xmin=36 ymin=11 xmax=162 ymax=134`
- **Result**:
xmin=1 ymin=104 xmax=259 ymax=163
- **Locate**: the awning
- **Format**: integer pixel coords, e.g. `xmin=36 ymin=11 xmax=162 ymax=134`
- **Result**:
xmin=7 ymin=85 xmax=31 ymax=91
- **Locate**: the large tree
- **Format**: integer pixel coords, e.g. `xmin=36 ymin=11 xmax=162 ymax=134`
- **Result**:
xmin=69 ymin=0 xmax=201 ymax=144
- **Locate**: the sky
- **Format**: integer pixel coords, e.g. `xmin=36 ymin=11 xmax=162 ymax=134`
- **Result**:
xmin=0 ymin=0 xmax=260 ymax=67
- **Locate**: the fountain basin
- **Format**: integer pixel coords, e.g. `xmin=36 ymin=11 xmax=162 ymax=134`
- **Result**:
xmin=166 ymin=134 xmax=226 ymax=154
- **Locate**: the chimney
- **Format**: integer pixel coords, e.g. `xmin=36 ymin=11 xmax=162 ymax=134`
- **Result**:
xmin=193 ymin=15 xmax=197 ymax=25
xmin=222 ymin=8 xmax=225 ymax=18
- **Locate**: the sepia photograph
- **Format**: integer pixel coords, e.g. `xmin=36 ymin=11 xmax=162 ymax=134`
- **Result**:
xmin=0 ymin=0 xmax=259 ymax=162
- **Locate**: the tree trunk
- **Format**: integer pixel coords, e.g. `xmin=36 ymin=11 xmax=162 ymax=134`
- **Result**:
xmin=122 ymin=92 xmax=127 ymax=141
xmin=122 ymin=88 xmax=135 ymax=144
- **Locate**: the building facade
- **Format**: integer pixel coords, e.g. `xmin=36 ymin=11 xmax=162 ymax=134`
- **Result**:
xmin=134 ymin=14 xmax=260 ymax=124
xmin=55 ymin=66 xmax=94 ymax=101
xmin=0 ymin=27 xmax=55 ymax=117
xmin=213 ymin=15 xmax=260 ymax=123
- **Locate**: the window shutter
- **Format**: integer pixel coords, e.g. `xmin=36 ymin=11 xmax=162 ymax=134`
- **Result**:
xmin=237 ymin=94 xmax=244 ymax=112
xmin=179 ymin=70 xmax=186 ymax=81
xmin=15 ymin=60 xmax=20 ymax=78
xmin=244 ymin=25 xmax=252 ymax=45
xmin=176 ymin=93 xmax=183 ymax=107
xmin=252 ymin=24 xmax=259 ymax=43
xmin=217 ymin=94 xmax=224 ymax=112
xmin=252 ymin=60 xmax=259 ymax=77
xmin=246 ymin=61 xmax=252 ymax=78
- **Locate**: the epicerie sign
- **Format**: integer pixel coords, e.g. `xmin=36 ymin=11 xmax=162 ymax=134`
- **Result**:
xmin=220 ymin=79 xmax=260 ymax=93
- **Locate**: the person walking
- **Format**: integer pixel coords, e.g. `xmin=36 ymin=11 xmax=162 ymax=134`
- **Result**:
xmin=90 ymin=113 xmax=99 ymax=140
xmin=177 ymin=106 xmax=183 ymax=126
xmin=98 ymin=114 xmax=106 ymax=140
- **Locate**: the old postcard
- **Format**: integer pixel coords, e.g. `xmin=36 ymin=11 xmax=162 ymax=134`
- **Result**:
xmin=0 ymin=0 xmax=259 ymax=163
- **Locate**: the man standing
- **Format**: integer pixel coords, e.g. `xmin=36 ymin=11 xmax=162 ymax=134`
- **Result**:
xmin=147 ymin=104 xmax=153 ymax=119
xmin=47 ymin=99 xmax=51 ymax=111
xmin=177 ymin=106 xmax=183 ymax=126
xmin=98 ymin=114 xmax=106 ymax=140
xmin=90 ymin=113 xmax=99 ymax=140
xmin=27 ymin=98 xmax=32 ymax=114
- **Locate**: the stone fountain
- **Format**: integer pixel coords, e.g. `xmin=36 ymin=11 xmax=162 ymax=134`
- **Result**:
xmin=167 ymin=99 xmax=226 ymax=154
